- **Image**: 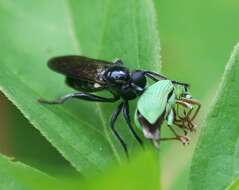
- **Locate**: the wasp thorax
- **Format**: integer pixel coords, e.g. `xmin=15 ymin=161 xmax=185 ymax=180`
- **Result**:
xmin=104 ymin=66 xmax=130 ymax=85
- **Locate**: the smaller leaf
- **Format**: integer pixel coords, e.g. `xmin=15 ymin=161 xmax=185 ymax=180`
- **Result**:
xmin=226 ymin=177 xmax=239 ymax=190
xmin=1 ymin=150 xmax=160 ymax=190
xmin=82 ymin=150 xmax=160 ymax=190
xmin=0 ymin=153 xmax=53 ymax=190
xmin=0 ymin=0 xmax=161 ymax=174
xmin=189 ymin=43 xmax=239 ymax=190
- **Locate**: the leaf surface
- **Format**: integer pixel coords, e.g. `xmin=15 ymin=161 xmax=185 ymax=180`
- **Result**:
xmin=0 ymin=151 xmax=159 ymax=190
xmin=189 ymin=43 xmax=239 ymax=190
xmin=0 ymin=0 xmax=160 ymax=175
xmin=0 ymin=154 xmax=52 ymax=190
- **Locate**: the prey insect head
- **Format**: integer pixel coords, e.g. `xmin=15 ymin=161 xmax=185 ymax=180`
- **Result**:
xmin=174 ymin=83 xmax=192 ymax=100
xmin=182 ymin=85 xmax=192 ymax=99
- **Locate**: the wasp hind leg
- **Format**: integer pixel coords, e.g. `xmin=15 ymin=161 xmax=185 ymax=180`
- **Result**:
xmin=113 ymin=58 xmax=124 ymax=65
xmin=38 ymin=92 xmax=119 ymax=104
xmin=122 ymin=101 xmax=143 ymax=148
xmin=110 ymin=103 xmax=129 ymax=158
xmin=144 ymin=71 xmax=189 ymax=87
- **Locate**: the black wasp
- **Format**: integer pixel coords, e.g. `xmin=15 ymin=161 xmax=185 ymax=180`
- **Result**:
xmin=39 ymin=55 xmax=188 ymax=157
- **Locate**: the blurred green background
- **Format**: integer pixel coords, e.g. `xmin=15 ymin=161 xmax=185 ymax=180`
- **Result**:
xmin=0 ymin=0 xmax=239 ymax=189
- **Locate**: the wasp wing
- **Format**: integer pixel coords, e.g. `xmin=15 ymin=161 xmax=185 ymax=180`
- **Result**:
xmin=48 ymin=55 xmax=113 ymax=85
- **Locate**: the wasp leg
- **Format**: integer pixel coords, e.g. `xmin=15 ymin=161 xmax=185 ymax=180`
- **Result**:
xmin=110 ymin=103 xmax=128 ymax=158
xmin=38 ymin=92 xmax=119 ymax=104
xmin=160 ymin=137 xmax=182 ymax=141
xmin=144 ymin=71 xmax=167 ymax=82
xmin=122 ymin=101 xmax=143 ymax=148
xmin=113 ymin=58 xmax=124 ymax=65
xmin=144 ymin=71 xmax=189 ymax=87
xmin=144 ymin=71 xmax=167 ymax=80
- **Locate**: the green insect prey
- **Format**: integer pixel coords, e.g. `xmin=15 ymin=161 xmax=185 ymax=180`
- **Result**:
xmin=135 ymin=80 xmax=200 ymax=148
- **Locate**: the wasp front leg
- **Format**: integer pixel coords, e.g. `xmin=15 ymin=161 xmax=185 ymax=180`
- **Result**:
xmin=143 ymin=71 xmax=190 ymax=87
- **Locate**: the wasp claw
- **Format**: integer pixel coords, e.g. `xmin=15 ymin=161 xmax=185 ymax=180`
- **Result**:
xmin=38 ymin=98 xmax=49 ymax=103
xmin=177 ymin=136 xmax=190 ymax=145
xmin=153 ymin=140 xmax=160 ymax=149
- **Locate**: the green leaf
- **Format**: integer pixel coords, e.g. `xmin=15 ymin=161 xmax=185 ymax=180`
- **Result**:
xmin=0 ymin=151 xmax=159 ymax=190
xmin=226 ymin=177 xmax=239 ymax=190
xmin=82 ymin=150 xmax=160 ymax=190
xmin=36 ymin=151 xmax=160 ymax=190
xmin=0 ymin=154 xmax=52 ymax=190
xmin=0 ymin=0 xmax=160 ymax=175
xmin=188 ymin=43 xmax=239 ymax=190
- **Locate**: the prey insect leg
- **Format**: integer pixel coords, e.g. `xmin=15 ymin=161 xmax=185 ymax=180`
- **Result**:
xmin=167 ymin=126 xmax=190 ymax=145
xmin=181 ymin=98 xmax=201 ymax=121
xmin=175 ymin=99 xmax=201 ymax=131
